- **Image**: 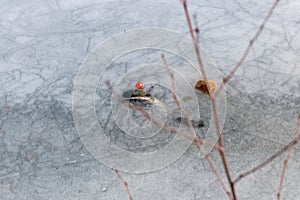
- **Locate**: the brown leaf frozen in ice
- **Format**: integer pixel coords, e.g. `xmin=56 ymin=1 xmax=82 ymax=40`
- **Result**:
xmin=195 ymin=80 xmax=217 ymax=94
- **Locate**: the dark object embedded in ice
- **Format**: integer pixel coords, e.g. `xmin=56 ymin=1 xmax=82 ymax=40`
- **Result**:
xmin=175 ymin=117 xmax=204 ymax=128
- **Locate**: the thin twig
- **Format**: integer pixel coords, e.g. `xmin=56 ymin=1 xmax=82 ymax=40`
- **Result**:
xmin=233 ymin=140 xmax=293 ymax=184
xmin=161 ymin=54 xmax=196 ymax=137
xmin=115 ymin=169 xmax=134 ymax=200
xmin=182 ymin=0 xmax=209 ymax=89
xmin=162 ymin=54 xmax=231 ymax=198
xmin=182 ymin=1 xmax=236 ymax=199
xmin=203 ymin=149 xmax=232 ymax=198
xmin=277 ymin=114 xmax=300 ymax=200
xmin=214 ymin=0 xmax=281 ymax=96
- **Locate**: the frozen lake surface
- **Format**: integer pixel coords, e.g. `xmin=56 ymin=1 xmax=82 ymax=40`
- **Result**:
xmin=0 ymin=0 xmax=299 ymax=199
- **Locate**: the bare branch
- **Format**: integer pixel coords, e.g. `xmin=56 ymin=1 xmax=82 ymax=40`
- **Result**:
xmin=214 ymin=0 xmax=281 ymax=96
xmin=161 ymin=54 xmax=196 ymax=137
xmin=277 ymin=114 xmax=300 ymax=200
xmin=162 ymin=53 xmax=231 ymax=198
xmin=233 ymin=140 xmax=293 ymax=184
xmin=115 ymin=169 xmax=134 ymax=200
xmin=203 ymin=151 xmax=233 ymax=199
xmin=182 ymin=1 xmax=236 ymax=199
xmin=182 ymin=0 xmax=209 ymax=89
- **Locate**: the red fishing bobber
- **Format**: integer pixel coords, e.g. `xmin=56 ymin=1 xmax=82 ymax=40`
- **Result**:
xmin=135 ymin=81 xmax=144 ymax=89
